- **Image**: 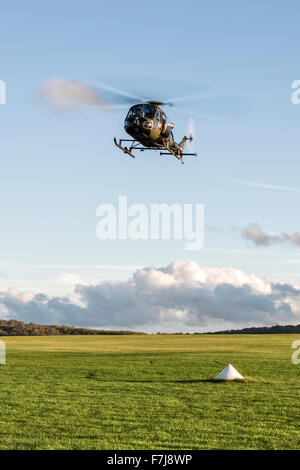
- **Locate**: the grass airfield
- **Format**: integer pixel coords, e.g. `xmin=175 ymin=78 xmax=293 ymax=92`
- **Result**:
xmin=0 ymin=334 xmax=299 ymax=450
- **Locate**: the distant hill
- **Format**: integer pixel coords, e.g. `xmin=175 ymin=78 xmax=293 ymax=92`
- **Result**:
xmin=207 ymin=324 xmax=300 ymax=334
xmin=0 ymin=319 xmax=144 ymax=336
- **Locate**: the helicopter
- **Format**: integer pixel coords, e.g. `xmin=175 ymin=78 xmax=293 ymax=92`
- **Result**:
xmin=90 ymin=76 xmax=250 ymax=164
xmin=113 ymin=100 xmax=196 ymax=164
xmin=40 ymin=75 xmax=251 ymax=164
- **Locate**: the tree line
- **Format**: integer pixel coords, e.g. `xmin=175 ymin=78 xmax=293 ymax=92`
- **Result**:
xmin=0 ymin=319 xmax=144 ymax=336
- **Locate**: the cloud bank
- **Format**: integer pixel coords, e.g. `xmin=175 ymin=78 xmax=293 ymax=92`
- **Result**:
xmin=0 ymin=262 xmax=299 ymax=332
xmin=243 ymin=223 xmax=300 ymax=247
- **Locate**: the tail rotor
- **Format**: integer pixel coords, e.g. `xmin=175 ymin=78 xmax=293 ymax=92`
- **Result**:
xmin=187 ymin=117 xmax=195 ymax=151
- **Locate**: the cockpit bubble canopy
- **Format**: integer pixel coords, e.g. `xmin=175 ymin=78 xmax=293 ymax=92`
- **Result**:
xmin=126 ymin=104 xmax=156 ymax=120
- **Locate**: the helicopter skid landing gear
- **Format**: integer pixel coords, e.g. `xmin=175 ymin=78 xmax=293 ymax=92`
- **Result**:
xmin=114 ymin=137 xmax=135 ymax=158
xmin=114 ymin=137 xmax=197 ymax=164
xmin=160 ymin=151 xmax=184 ymax=164
xmin=160 ymin=151 xmax=197 ymax=164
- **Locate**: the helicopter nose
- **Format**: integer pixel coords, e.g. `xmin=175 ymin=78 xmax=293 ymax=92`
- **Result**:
xmin=143 ymin=121 xmax=153 ymax=129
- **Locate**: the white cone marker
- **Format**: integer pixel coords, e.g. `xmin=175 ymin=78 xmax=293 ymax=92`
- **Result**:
xmin=215 ymin=364 xmax=244 ymax=381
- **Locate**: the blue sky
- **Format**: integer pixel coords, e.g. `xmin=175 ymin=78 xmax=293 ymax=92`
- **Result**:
xmin=0 ymin=1 xmax=300 ymax=331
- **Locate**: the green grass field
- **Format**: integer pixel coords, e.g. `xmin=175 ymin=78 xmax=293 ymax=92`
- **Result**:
xmin=0 ymin=334 xmax=299 ymax=450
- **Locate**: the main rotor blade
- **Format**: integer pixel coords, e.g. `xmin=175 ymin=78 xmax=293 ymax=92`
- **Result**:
xmin=169 ymin=94 xmax=252 ymax=119
xmin=90 ymin=78 xmax=148 ymax=106
xmin=89 ymin=75 xmax=251 ymax=118
xmin=90 ymin=87 xmax=143 ymax=106
xmin=92 ymin=75 xmax=209 ymax=106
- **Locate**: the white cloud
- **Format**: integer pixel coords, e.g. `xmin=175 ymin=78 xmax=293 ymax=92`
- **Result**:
xmin=6 ymin=288 xmax=35 ymax=303
xmin=57 ymin=272 xmax=85 ymax=285
xmin=243 ymin=223 xmax=300 ymax=247
xmin=38 ymin=78 xmax=105 ymax=112
xmin=232 ymin=179 xmax=300 ymax=193
xmin=0 ymin=262 xmax=299 ymax=332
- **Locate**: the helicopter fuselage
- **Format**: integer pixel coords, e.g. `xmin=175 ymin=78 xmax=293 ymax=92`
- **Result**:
xmin=114 ymin=102 xmax=196 ymax=163
xmin=124 ymin=103 xmax=174 ymax=149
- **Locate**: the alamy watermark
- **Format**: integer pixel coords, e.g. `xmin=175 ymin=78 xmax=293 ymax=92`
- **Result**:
xmin=291 ymin=340 xmax=300 ymax=365
xmin=0 ymin=80 xmax=6 ymax=104
xmin=291 ymin=80 xmax=300 ymax=104
xmin=96 ymin=196 xmax=204 ymax=250
xmin=0 ymin=341 xmax=6 ymax=364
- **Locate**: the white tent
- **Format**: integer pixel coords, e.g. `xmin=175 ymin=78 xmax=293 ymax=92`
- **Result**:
xmin=215 ymin=364 xmax=244 ymax=381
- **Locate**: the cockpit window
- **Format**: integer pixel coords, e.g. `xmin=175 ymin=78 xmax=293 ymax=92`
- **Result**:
xmin=127 ymin=105 xmax=143 ymax=119
xmin=135 ymin=105 xmax=143 ymax=115
xmin=126 ymin=109 xmax=134 ymax=119
xmin=142 ymin=105 xmax=155 ymax=118
xmin=126 ymin=104 xmax=156 ymax=122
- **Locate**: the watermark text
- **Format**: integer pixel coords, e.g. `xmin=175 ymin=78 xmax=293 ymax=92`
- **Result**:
xmin=291 ymin=340 xmax=300 ymax=365
xmin=0 ymin=80 xmax=6 ymax=104
xmin=0 ymin=341 xmax=6 ymax=364
xmin=96 ymin=196 xmax=204 ymax=250
xmin=291 ymin=80 xmax=300 ymax=104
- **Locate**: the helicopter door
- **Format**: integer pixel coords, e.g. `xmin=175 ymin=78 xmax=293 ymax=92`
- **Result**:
xmin=152 ymin=110 xmax=162 ymax=139
xmin=155 ymin=110 xmax=161 ymax=124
